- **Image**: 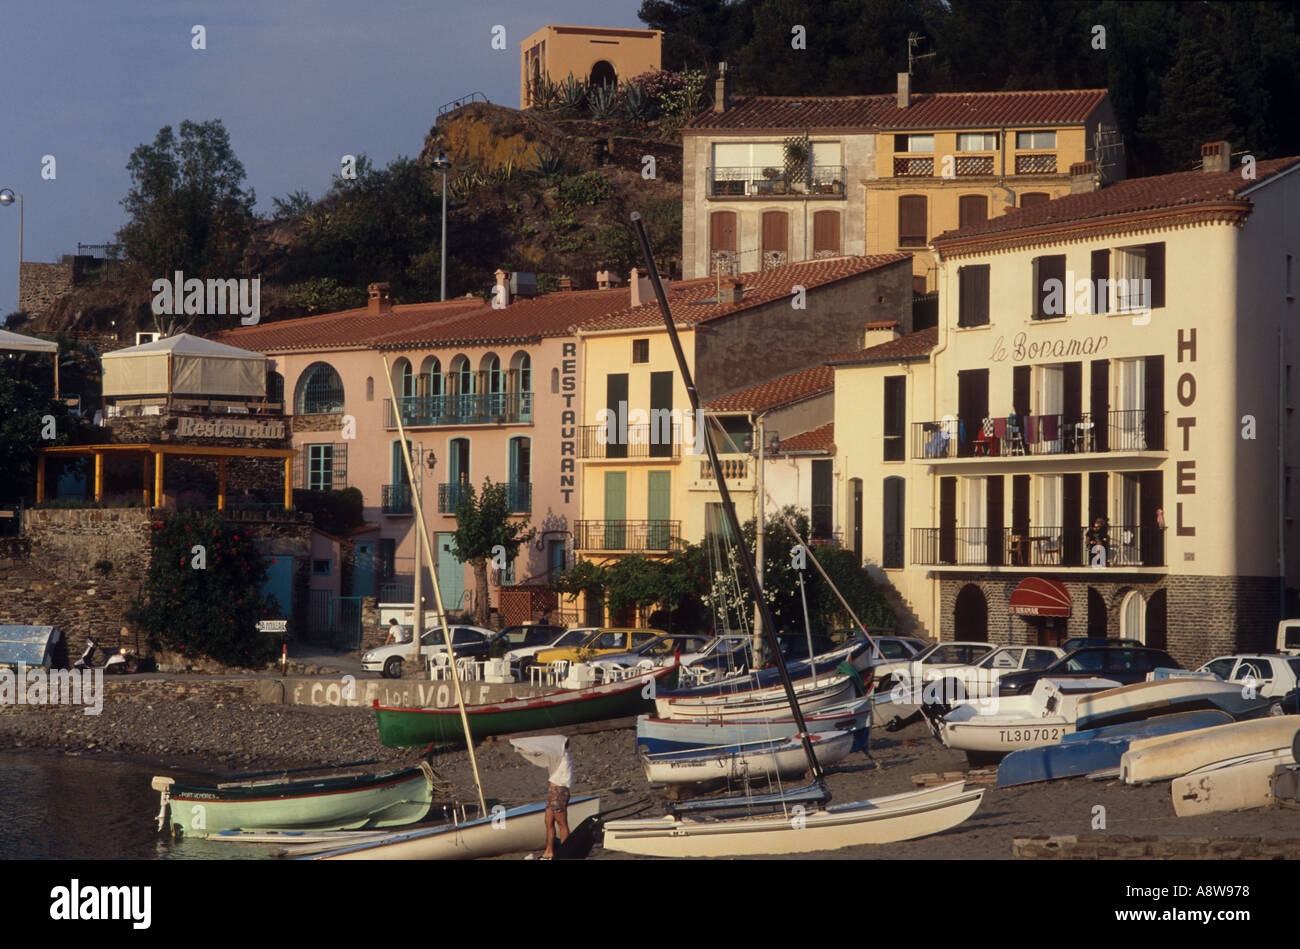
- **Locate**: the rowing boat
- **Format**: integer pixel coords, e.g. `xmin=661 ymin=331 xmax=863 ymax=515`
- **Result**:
xmin=1120 ymin=717 xmax=1300 ymax=784
xmin=152 ymin=762 xmax=438 ymax=836
xmin=635 ymin=696 xmax=873 ymax=754
xmin=1073 ymin=678 xmax=1267 ymax=732
xmin=641 ymin=730 xmax=858 ymax=785
xmin=654 ymin=673 xmax=859 ymax=722
xmin=373 ymin=663 xmax=677 ymax=747
xmin=1172 ymin=750 xmax=1295 ymax=817
xmin=937 ymin=678 xmax=1118 ymax=758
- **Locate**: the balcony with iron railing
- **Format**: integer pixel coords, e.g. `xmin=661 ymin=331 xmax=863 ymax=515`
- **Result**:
xmin=706 ymin=166 xmax=846 ymax=198
xmin=438 ymin=481 xmax=531 ymax=514
xmin=574 ymin=519 xmax=681 ymax=552
xmin=1015 ymin=153 xmax=1058 ymax=175
xmin=383 ymin=392 xmax=532 ymax=428
xmin=911 ymin=525 xmax=1165 ymax=568
xmin=381 ymin=483 xmax=412 ymax=515
xmin=578 ymin=424 xmax=681 ymax=460
xmin=914 ymin=410 xmax=1164 ymax=460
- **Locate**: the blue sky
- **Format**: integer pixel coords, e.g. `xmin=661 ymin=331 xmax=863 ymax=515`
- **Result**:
xmin=0 ymin=0 xmax=646 ymax=315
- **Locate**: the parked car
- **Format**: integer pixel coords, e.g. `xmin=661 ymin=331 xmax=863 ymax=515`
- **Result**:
xmin=505 ymin=627 xmax=597 ymax=670
xmin=998 ymin=646 xmax=1181 ymax=697
xmin=589 ymin=633 xmax=714 ymax=673
xmin=533 ymin=628 xmax=663 ymax=666
xmin=1060 ymin=636 xmax=1144 ymax=653
xmin=362 ymin=625 xmax=499 ymax=678
xmin=922 ymin=645 xmax=1065 ymax=699
xmin=1197 ymin=654 xmax=1300 ymax=712
xmin=879 ymin=641 xmax=995 ymax=695
xmin=489 ymin=624 xmax=567 ymax=659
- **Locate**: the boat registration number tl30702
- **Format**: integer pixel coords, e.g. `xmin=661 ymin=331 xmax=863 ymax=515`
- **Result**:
xmin=998 ymin=727 xmax=1068 ymax=744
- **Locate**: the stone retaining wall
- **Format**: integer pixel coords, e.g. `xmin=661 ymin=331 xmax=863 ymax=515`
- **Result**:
xmin=1013 ymin=833 xmax=1300 ymax=859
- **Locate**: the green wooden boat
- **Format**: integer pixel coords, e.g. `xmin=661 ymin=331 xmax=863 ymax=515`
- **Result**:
xmin=152 ymin=762 xmax=441 ymax=837
xmin=374 ymin=663 xmax=679 ymax=748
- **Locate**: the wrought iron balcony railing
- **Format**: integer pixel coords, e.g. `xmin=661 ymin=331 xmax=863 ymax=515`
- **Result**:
xmin=383 ymin=392 xmax=533 ymax=428
xmin=578 ymin=424 xmax=681 ymax=459
xmin=574 ymin=519 xmax=680 ymax=552
xmin=706 ymin=166 xmax=846 ymax=198
xmin=381 ymin=483 xmax=412 ymax=515
xmin=914 ymin=410 xmax=1164 ymax=459
xmin=910 ymin=525 xmax=1165 ymax=568
xmin=437 ymin=481 xmax=531 ymax=514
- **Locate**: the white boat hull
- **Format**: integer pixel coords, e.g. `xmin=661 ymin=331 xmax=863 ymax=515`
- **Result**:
xmin=1074 ymin=678 xmax=1244 ymax=729
xmin=1172 ymin=751 xmax=1295 ymax=817
xmin=601 ymin=782 xmax=983 ymax=857
xmin=288 ymin=796 xmax=601 ymax=860
xmin=939 ymin=714 xmax=1074 ymax=754
xmin=655 ymin=675 xmax=858 ymax=722
xmin=1121 ymin=718 xmax=1300 ymax=784
xmin=642 ymin=730 xmax=856 ymax=785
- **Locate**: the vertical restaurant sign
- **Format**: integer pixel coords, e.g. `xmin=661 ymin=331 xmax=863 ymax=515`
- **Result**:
xmin=559 ymin=342 xmax=578 ymax=502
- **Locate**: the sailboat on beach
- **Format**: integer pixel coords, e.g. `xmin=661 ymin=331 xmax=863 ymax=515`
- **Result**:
xmin=599 ymin=214 xmax=984 ymax=857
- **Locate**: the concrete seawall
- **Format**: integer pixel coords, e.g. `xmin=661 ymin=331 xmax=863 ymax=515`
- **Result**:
xmin=256 ymin=677 xmax=551 ymax=709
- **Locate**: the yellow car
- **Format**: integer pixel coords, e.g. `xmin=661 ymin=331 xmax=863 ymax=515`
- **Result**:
xmin=532 ymin=628 xmax=663 ymax=666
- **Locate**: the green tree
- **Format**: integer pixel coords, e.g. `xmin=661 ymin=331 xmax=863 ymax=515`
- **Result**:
xmin=126 ymin=508 xmax=278 ymax=667
xmin=451 ymin=479 xmax=537 ymax=626
xmin=116 ymin=119 xmax=257 ymax=333
xmin=0 ymin=358 xmax=103 ymax=504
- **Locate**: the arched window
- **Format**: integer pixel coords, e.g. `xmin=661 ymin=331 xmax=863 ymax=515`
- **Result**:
xmin=511 ymin=351 xmax=532 ymax=392
xmin=1120 ymin=590 xmax=1146 ymax=643
xmin=421 ymin=356 xmax=444 ymax=398
xmin=483 ymin=353 xmax=502 ymax=394
xmin=267 ymin=370 xmax=284 ymax=405
xmin=365 ymin=376 xmax=374 ymax=401
xmin=589 ymin=60 xmax=616 ymax=88
xmin=954 ymin=584 xmax=988 ymax=642
xmin=451 ymin=355 xmax=474 ymax=395
xmin=295 ymin=362 xmax=345 ymax=415
xmin=1087 ymin=587 xmax=1107 ymax=637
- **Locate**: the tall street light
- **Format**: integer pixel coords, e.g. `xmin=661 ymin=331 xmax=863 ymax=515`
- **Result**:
xmin=433 ymin=152 xmax=451 ymax=301
xmin=0 ymin=189 xmax=21 ymax=314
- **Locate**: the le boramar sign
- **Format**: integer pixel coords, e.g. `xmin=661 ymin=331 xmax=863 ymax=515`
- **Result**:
xmin=989 ymin=332 xmax=1109 ymax=363
xmin=176 ymin=417 xmax=285 ymax=439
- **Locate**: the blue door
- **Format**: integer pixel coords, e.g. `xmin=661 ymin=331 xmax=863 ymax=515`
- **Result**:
xmin=262 ymin=555 xmax=295 ymax=619
xmin=353 ymin=541 xmax=375 ymax=597
xmin=437 ymin=532 xmax=465 ymax=614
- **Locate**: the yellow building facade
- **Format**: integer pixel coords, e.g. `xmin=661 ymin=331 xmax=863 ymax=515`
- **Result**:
xmin=520 ymin=25 xmax=662 ymax=108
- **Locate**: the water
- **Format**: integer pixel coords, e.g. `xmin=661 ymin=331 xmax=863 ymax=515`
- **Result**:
xmin=0 ymin=750 xmax=267 ymax=860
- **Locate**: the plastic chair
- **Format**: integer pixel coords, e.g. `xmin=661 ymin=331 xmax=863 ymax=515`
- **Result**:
xmin=546 ymin=660 xmax=569 ymax=686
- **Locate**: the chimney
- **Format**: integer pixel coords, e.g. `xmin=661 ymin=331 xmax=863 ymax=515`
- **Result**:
xmin=713 ymin=62 xmax=729 ymax=113
xmin=367 ymin=282 xmax=393 ymax=315
xmin=596 ymin=269 xmax=622 ymax=290
xmin=1202 ymin=141 xmax=1231 ymax=174
xmin=1069 ymin=160 xmax=1098 ymax=194
xmin=721 ymin=277 xmax=743 ymax=304
xmin=629 ymin=267 xmax=641 ymax=307
xmin=494 ymin=268 xmax=510 ymax=307
xmin=558 ymin=275 xmax=573 ymax=292
xmin=864 ymin=320 xmax=901 ymax=345
xmin=897 ymin=72 xmax=912 ymax=109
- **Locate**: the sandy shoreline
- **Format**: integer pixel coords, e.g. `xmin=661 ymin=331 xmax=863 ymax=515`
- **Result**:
xmin=5 ymin=690 xmax=1300 ymax=858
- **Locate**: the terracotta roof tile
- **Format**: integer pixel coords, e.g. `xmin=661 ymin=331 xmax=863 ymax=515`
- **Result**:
xmin=685 ymin=89 xmax=1108 ymax=132
xmin=826 ymin=326 xmax=938 ymax=365
xmin=933 ymin=156 xmax=1300 ymax=245
xmin=777 ymin=423 xmax=834 ymax=453
xmin=706 ymin=364 xmax=833 ymax=412
xmin=583 ymin=255 xmax=910 ymax=332
xmin=212 ymin=287 xmax=634 ymax=352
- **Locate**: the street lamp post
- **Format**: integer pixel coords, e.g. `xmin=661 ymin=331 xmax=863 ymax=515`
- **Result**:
xmin=0 ymin=189 xmax=22 ymax=314
xmin=433 ymin=152 xmax=451 ymax=302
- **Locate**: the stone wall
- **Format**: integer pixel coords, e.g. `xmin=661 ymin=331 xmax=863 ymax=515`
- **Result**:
xmin=18 ymin=261 xmax=74 ymax=321
xmin=292 ymin=414 xmax=346 ymax=433
xmin=1013 ymin=834 xmax=1300 ymax=859
xmin=937 ymin=572 xmax=1282 ymax=668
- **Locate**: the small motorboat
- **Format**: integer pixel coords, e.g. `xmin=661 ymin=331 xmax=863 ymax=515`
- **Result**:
xmin=936 ymin=678 xmax=1119 ymax=760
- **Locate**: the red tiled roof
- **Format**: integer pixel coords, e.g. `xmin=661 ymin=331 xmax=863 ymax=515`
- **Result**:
xmin=685 ymin=89 xmax=1108 ymax=132
xmin=933 ymin=156 xmax=1300 ymax=245
xmin=706 ymin=364 xmax=833 ymax=412
xmin=213 ymin=287 xmax=635 ymax=353
xmin=583 ymin=255 xmax=910 ymax=332
xmin=778 ymin=423 xmax=834 ymax=454
xmin=826 ymin=326 xmax=939 ymax=365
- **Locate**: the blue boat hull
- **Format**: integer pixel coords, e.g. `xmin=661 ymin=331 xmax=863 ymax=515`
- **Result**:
xmin=997 ymin=709 xmax=1233 ymax=787
xmin=636 ymin=698 xmax=873 ymax=754
xmin=660 ymin=640 xmax=869 ymax=700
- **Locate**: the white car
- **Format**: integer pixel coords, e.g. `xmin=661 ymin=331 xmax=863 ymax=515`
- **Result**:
xmin=1197 ymin=654 xmax=1300 ymax=708
xmin=503 ymin=628 xmax=597 ymax=668
xmin=362 ymin=625 xmax=498 ymax=678
xmin=860 ymin=636 xmax=929 ymax=679
xmin=884 ymin=641 xmax=996 ymax=700
xmin=919 ymin=645 xmax=1065 ymax=699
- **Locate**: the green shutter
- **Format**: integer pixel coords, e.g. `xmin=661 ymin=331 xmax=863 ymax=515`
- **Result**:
xmin=647 ymin=471 xmax=671 ymax=550
xmin=604 ymin=472 xmax=627 ymax=549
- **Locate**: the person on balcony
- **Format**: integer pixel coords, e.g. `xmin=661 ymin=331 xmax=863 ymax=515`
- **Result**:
xmin=1086 ymin=517 xmax=1111 ymax=567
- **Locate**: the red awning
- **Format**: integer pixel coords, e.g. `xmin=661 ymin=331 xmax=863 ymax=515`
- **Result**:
xmin=1008 ymin=577 xmax=1071 ymax=617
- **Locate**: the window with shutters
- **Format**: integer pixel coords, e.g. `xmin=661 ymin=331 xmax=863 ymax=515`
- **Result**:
xmin=898 ymin=195 xmax=927 ymax=247
xmin=958 ymin=265 xmax=990 ymax=327
xmin=306 ymin=443 xmax=348 ymax=491
xmin=883 ymin=376 xmax=906 ymax=461
xmin=1032 ymin=255 xmax=1067 ymax=319
xmin=1091 ymin=249 xmax=1110 ymax=314
xmin=958 ymin=195 xmax=988 ymax=229
xmin=813 ymin=210 xmax=840 ymax=257
xmin=811 ymin=460 xmax=834 ymax=540
xmin=761 ymin=210 xmax=788 ymax=269
xmin=1114 ymin=243 xmax=1165 ymax=312
xmin=1019 ymin=192 xmax=1050 ymax=208
xmin=710 ymin=211 xmax=738 ymax=275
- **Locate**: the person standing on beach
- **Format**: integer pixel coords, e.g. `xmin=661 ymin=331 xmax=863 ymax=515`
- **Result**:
xmin=509 ymin=735 xmax=572 ymax=860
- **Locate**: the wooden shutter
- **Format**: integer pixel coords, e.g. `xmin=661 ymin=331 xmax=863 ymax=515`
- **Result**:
xmin=1091 ymin=249 xmax=1110 ymax=314
xmin=1013 ymin=365 xmax=1031 ymax=419
xmin=605 ymin=373 xmax=628 ymax=459
xmin=709 ymin=211 xmax=736 ymax=253
xmin=1012 ymin=475 xmax=1030 ymax=535
xmin=959 ymin=194 xmax=988 ymax=229
xmin=939 ymin=477 xmax=957 ymax=563
xmin=1144 ymin=355 xmax=1164 ymax=449
xmin=1020 ymin=192 xmax=1050 ymax=208
xmin=1034 ymin=255 xmax=1066 ymax=318
xmin=986 ymin=475 xmax=1004 ymax=566
xmin=883 ymin=376 xmax=905 ymax=461
xmin=811 ymin=460 xmax=833 ymax=540
xmin=1145 ymin=241 xmax=1165 ymax=308
xmin=959 ymin=265 xmax=989 ymax=327
xmin=761 ymin=211 xmax=788 ymax=253
xmin=813 ymin=210 xmax=840 ymax=254
xmin=898 ymin=195 xmax=927 ymax=246
xmin=649 ymin=371 xmax=672 ymax=458
xmin=1062 ymin=473 xmax=1082 ymax=566
xmin=1090 ymin=359 xmax=1109 ymax=452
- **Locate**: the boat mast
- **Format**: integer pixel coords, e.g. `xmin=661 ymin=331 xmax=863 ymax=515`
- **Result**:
xmin=630 ymin=212 xmax=824 ymax=784
xmin=381 ymin=355 xmax=488 ymax=817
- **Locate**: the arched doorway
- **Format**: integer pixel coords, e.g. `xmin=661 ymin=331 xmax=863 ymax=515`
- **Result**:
xmin=954 ymin=584 xmax=988 ymax=641
xmin=1120 ymin=590 xmax=1146 ymax=643
xmin=1087 ymin=587 xmax=1107 ymax=637
xmin=1145 ymin=589 xmax=1167 ymax=650
xmin=589 ymin=60 xmax=616 ymax=88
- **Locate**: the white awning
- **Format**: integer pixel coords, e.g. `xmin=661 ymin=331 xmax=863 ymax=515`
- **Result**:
xmin=101 ymin=333 xmax=267 ymax=398
xmin=0 ymin=328 xmax=58 ymax=353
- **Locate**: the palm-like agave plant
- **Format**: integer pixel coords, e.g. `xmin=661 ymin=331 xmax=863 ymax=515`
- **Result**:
xmin=621 ymin=80 xmax=648 ymax=121
xmin=531 ymin=147 xmax=565 ymax=179
xmin=588 ymin=82 xmax=616 ymax=120
xmin=530 ymin=76 xmax=559 ymax=110
xmin=557 ymin=74 xmax=586 ymax=110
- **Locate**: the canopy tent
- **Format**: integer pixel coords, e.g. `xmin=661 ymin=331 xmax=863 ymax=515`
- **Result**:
xmin=0 ymin=328 xmax=60 ymax=398
xmin=101 ymin=333 xmax=267 ymax=400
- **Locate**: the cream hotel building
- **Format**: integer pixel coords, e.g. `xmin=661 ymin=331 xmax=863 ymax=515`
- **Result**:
xmin=837 ymin=142 xmax=1300 ymax=664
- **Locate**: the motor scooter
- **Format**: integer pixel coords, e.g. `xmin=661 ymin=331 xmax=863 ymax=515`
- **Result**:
xmin=73 ymin=637 xmax=137 ymax=674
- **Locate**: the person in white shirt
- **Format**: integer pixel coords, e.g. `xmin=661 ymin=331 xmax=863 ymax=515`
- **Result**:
xmin=509 ymin=735 xmax=572 ymax=860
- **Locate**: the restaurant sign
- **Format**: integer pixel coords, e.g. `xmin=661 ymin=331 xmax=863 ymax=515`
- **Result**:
xmin=177 ymin=417 xmax=285 ymax=439
xmin=990 ymin=332 xmax=1109 ymax=364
